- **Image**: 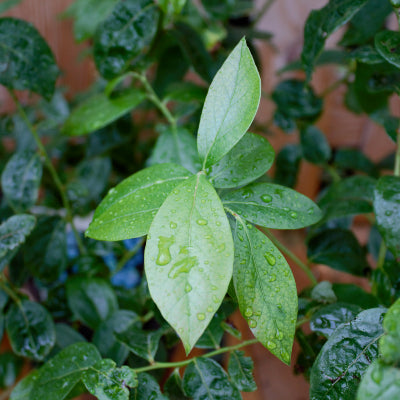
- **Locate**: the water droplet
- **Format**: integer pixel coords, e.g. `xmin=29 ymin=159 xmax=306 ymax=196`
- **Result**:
xmin=156 ymin=236 xmax=175 ymax=266
xmin=197 ymin=218 xmax=208 ymax=226
xmin=207 ymin=306 xmax=213 ymax=312
xmin=385 ymin=210 xmax=393 ymax=217
xmin=267 ymin=340 xmax=277 ymax=349
xmin=238 ymin=234 xmax=244 ymax=242
xmin=269 ymin=274 xmax=277 ymax=282
xmin=307 ymin=208 xmax=314 ymax=215
xmin=197 ymin=313 xmax=205 ymax=321
xmin=264 ymin=252 xmax=276 ymax=266
xmin=244 ymin=307 xmax=253 ymax=317
xmin=261 ymin=194 xmax=272 ymax=203
xmin=289 ymin=211 xmax=298 ymax=219
xmin=173 ymin=189 xmax=179 ymax=195
xmin=185 ymin=283 xmax=192 ymax=293
xmin=371 ymin=365 xmax=383 ymax=383
xmin=216 ymin=243 xmax=225 ymax=253
xmin=280 ymin=351 xmax=290 ymax=363
xmin=275 ymin=287 xmax=280 ymax=292
xmin=212 ymin=295 xmax=219 ymax=303
xmin=216 ymin=221 xmax=221 ymax=226
xmin=169 ymin=255 xmax=198 ymax=278
xmin=211 ymin=285 xmax=217 ymax=291
xmin=249 ymin=319 xmax=257 ymax=328
xmin=170 ymin=222 xmax=177 ymax=229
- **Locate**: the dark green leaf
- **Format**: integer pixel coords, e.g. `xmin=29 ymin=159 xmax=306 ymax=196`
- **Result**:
xmin=6 ymin=300 xmax=55 ymax=361
xmin=222 ymin=182 xmax=322 ymax=230
xmin=82 ymin=359 xmax=137 ymax=400
xmin=357 ymin=361 xmax=400 ymax=400
xmin=308 ymin=229 xmax=369 ymax=276
xmin=332 ymin=284 xmax=379 ymax=309
xmin=63 ymin=0 xmax=118 ymax=42
xmin=0 ymin=214 xmax=35 ymax=271
xmin=1 ymin=150 xmax=42 ymax=212
xmin=158 ymin=0 xmax=186 ymax=15
xmin=48 ymin=323 xmax=86 ymax=357
xmin=300 ymin=126 xmax=331 ymax=165
xmin=62 ymin=90 xmax=145 ymax=136
xmin=147 ymin=126 xmax=201 ymax=174
xmin=374 ymin=176 xmax=400 ymax=259
xmin=24 ymin=216 xmax=67 ymax=282
xmin=66 ymin=277 xmax=118 ymax=329
xmin=379 ymin=298 xmax=400 ymax=363
xmin=228 ymin=350 xmax=257 ymax=392
xmin=0 ymin=352 xmax=22 ymax=388
xmin=30 ymin=343 xmax=101 ymax=400
xmin=311 ymin=281 xmax=337 ymax=304
xmin=272 ymin=80 xmax=323 ymax=128
xmin=274 ymin=144 xmax=302 ymax=188
xmin=0 ymin=0 xmax=22 ymax=13
xmin=301 ymin=0 xmax=368 ymax=79
xmin=349 ymin=46 xmax=384 ymax=64
xmin=0 ymin=17 xmax=59 ymax=99
xmin=230 ymin=216 xmax=297 ymax=364
xmin=93 ymin=0 xmax=160 ymax=79
xmin=164 ymin=369 xmax=189 ymax=400
xmin=310 ymin=308 xmax=385 ymax=400
xmin=87 ymin=163 xmax=192 ymax=241
xmin=202 ymin=0 xmax=252 ymax=19
xmin=115 ymin=327 xmax=162 ymax=362
xmin=197 ymin=37 xmax=261 ymax=168
xmin=208 ymin=132 xmax=274 ymax=189
xmin=335 ymin=149 xmax=378 ymax=176
xmin=10 ymin=371 xmax=39 ymax=400
xmin=93 ymin=310 xmax=140 ymax=365
xmin=173 ymin=22 xmax=214 ymax=83
xmin=340 ymin=0 xmax=392 ymax=46
xmin=310 ymin=302 xmax=363 ymax=338
xmin=182 ymin=358 xmax=241 ymax=399
xmin=144 ymin=174 xmax=234 ymax=353
xmin=131 ymin=373 xmax=168 ymax=400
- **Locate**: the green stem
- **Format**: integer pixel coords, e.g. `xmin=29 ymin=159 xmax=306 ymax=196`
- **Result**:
xmin=296 ymin=317 xmax=310 ymax=329
xmin=325 ymin=165 xmax=341 ymax=183
xmin=132 ymin=72 xmax=177 ymax=129
xmin=112 ymin=237 xmax=145 ymax=276
xmin=376 ymin=241 xmax=387 ymax=270
xmin=264 ymin=230 xmax=318 ymax=285
xmin=8 ymin=90 xmax=86 ymax=255
xmin=253 ymin=0 xmax=275 ymax=26
xmin=134 ymin=338 xmax=259 ymax=373
xmin=0 ymin=274 xmax=21 ymax=305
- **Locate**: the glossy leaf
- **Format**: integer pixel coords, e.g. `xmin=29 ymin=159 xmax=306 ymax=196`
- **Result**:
xmin=310 ymin=308 xmax=385 ymax=400
xmin=82 ymin=359 xmax=137 ymax=400
xmin=64 ymin=0 xmax=118 ymax=42
xmin=24 ymin=216 xmax=67 ymax=282
xmin=228 ymin=350 xmax=257 ymax=392
xmin=0 ymin=214 xmax=35 ymax=271
xmin=87 ymin=163 xmax=191 ymax=241
xmin=308 ymin=229 xmax=369 ymax=276
xmin=0 ymin=352 xmax=23 ymax=388
xmin=197 ymin=37 xmax=260 ymax=168
xmin=147 ymin=126 xmax=201 ymax=174
xmin=334 ymin=148 xmax=378 ymax=177
xmin=93 ymin=0 xmax=160 ymax=79
xmin=164 ymin=369 xmax=189 ymax=400
xmin=0 ymin=17 xmax=58 ymax=99
xmin=115 ymin=327 xmax=162 ymax=362
xmin=300 ymin=126 xmax=331 ymax=165
xmin=1 ymin=150 xmax=42 ymax=212
xmin=301 ymin=0 xmax=368 ymax=79
xmin=50 ymin=323 xmax=86 ymax=356
xmin=357 ymin=361 xmax=400 ymax=400
xmin=375 ymin=30 xmax=400 ymax=69
xmin=332 ymin=284 xmax=379 ymax=309
xmin=274 ymin=144 xmax=302 ymax=188
xmin=144 ymin=174 xmax=234 ymax=353
xmin=62 ymin=90 xmax=145 ymax=136
xmin=131 ymin=373 xmax=168 ymax=400
xmin=310 ymin=281 xmax=337 ymax=304
xmin=66 ymin=277 xmax=118 ymax=329
xmin=183 ymin=358 xmax=241 ymax=399
xmin=379 ymin=298 xmax=400 ymax=364
xmin=208 ymin=132 xmax=274 ymax=189
xmin=373 ymin=176 xmax=400 ymax=259
xmin=10 ymin=370 xmax=39 ymax=400
xmin=93 ymin=310 xmax=140 ymax=365
xmin=29 ymin=343 xmax=101 ymax=400
xmin=310 ymin=302 xmax=363 ymax=338
xmin=230 ymin=216 xmax=297 ymax=364
xmin=6 ymin=300 xmax=55 ymax=361
xmin=222 ymin=182 xmax=322 ymax=230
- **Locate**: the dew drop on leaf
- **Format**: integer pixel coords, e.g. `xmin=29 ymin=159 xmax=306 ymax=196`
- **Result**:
xmin=185 ymin=283 xmax=192 ymax=293
xmin=261 ymin=194 xmax=272 ymax=203
xmin=244 ymin=307 xmax=253 ymax=317
xmin=249 ymin=319 xmax=257 ymax=328
xmin=156 ymin=236 xmax=175 ymax=266
xmin=264 ymin=252 xmax=276 ymax=266
xmin=197 ymin=313 xmax=206 ymax=321
xmin=196 ymin=218 xmax=208 ymax=226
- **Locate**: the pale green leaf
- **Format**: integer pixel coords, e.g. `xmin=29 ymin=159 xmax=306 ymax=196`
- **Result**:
xmin=208 ymin=132 xmax=274 ymax=189
xmin=144 ymin=173 xmax=234 ymax=353
xmin=62 ymin=89 xmax=145 ymax=136
xmin=87 ymin=163 xmax=192 ymax=241
xmin=230 ymin=215 xmax=297 ymax=364
xmin=222 ymin=182 xmax=322 ymax=229
xmin=197 ymin=37 xmax=260 ymax=168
